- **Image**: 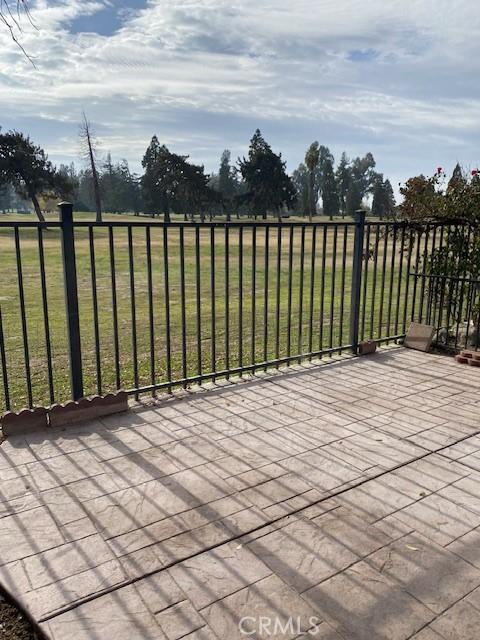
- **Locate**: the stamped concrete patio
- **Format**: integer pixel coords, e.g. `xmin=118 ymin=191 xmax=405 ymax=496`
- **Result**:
xmin=1 ymin=347 xmax=480 ymax=640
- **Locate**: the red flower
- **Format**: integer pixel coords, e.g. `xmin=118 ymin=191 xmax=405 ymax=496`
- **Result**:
xmin=472 ymin=169 xmax=478 ymax=176
xmin=436 ymin=166 xmax=442 ymax=174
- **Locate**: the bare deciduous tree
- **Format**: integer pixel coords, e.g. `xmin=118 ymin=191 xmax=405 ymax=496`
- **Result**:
xmin=1 ymin=0 xmax=35 ymax=62
xmin=79 ymin=113 xmax=102 ymax=222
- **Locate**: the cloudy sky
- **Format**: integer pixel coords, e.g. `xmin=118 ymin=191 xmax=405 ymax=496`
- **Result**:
xmin=1 ymin=0 xmax=479 ymax=190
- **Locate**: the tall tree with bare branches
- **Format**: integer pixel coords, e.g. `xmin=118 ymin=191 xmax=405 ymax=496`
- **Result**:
xmin=1 ymin=0 xmax=35 ymax=61
xmin=79 ymin=113 xmax=102 ymax=222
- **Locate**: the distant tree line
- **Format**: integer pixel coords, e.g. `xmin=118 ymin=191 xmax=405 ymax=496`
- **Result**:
xmin=292 ymin=144 xmax=396 ymax=220
xmin=1 ymin=124 xmax=398 ymax=222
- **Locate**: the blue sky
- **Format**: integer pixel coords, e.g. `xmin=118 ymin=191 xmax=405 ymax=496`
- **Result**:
xmin=1 ymin=0 xmax=479 ymax=193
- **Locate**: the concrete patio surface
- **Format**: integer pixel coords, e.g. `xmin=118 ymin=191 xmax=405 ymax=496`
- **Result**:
xmin=1 ymin=347 xmax=480 ymax=639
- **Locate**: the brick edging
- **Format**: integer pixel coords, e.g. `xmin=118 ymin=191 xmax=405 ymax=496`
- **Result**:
xmin=0 ymin=391 xmax=128 ymax=437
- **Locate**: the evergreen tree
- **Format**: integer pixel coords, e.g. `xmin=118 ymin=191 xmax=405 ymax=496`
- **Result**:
xmin=316 ymin=145 xmax=334 ymax=191
xmin=383 ymin=179 xmax=396 ymax=218
xmin=371 ymin=174 xmax=396 ymax=219
xmin=141 ymin=136 xmax=215 ymax=220
xmin=0 ymin=130 xmax=71 ymax=223
xmin=101 ymin=153 xmax=117 ymax=212
xmin=321 ymin=158 xmax=340 ymax=220
xmin=238 ymin=129 xmax=296 ymax=218
xmin=218 ymin=150 xmax=237 ymax=200
xmin=345 ymin=180 xmax=362 ymax=217
xmin=141 ymin=135 xmax=169 ymax=218
xmin=371 ymin=174 xmax=385 ymax=218
xmin=448 ymin=163 xmax=466 ymax=191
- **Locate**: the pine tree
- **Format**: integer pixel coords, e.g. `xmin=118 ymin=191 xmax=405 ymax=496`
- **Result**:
xmin=141 ymin=135 xmax=169 ymax=218
xmin=371 ymin=175 xmax=396 ymax=219
xmin=238 ymin=129 xmax=296 ymax=218
xmin=448 ymin=163 xmax=466 ymax=191
xmin=218 ymin=150 xmax=237 ymax=199
xmin=371 ymin=174 xmax=385 ymax=218
xmin=345 ymin=181 xmax=362 ymax=218
xmin=0 ymin=130 xmax=71 ymax=223
xmin=383 ymin=179 xmax=396 ymax=218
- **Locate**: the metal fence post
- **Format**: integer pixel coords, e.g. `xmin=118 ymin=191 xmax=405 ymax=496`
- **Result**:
xmin=350 ymin=209 xmax=366 ymax=355
xmin=59 ymin=202 xmax=84 ymax=400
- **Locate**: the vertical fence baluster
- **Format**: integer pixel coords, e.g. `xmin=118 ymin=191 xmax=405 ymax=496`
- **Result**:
xmin=297 ymin=225 xmax=306 ymax=362
xmin=146 ymin=227 xmax=156 ymax=395
xmin=386 ymin=224 xmax=397 ymax=339
xmin=108 ymin=227 xmax=121 ymax=390
xmin=275 ymin=226 xmax=282 ymax=367
xmin=128 ymin=226 xmax=138 ymax=399
xmin=418 ymin=226 xmax=430 ymax=323
xmin=369 ymin=225 xmax=380 ymax=340
xmin=251 ymin=226 xmax=257 ymax=365
xmin=286 ymin=226 xmax=294 ymax=361
xmin=195 ymin=226 xmax=202 ymax=380
xmin=179 ymin=227 xmax=187 ymax=387
xmin=329 ymin=225 xmax=338 ymax=352
xmin=263 ymin=227 xmax=269 ymax=370
xmin=37 ymin=227 xmax=54 ymax=404
xmin=339 ymin=224 xmax=349 ymax=348
xmin=225 ymin=226 xmax=230 ymax=377
xmin=359 ymin=224 xmax=369 ymax=342
xmin=319 ymin=226 xmax=327 ymax=353
xmin=394 ymin=224 xmax=406 ymax=337
xmin=88 ymin=227 xmax=102 ymax=395
xmin=402 ymin=228 xmax=414 ymax=334
xmin=210 ymin=227 xmax=216 ymax=376
xmin=349 ymin=210 xmax=365 ymax=354
xmin=163 ymin=225 xmax=172 ymax=391
xmin=238 ymin=225 xmax=244 ymax=372
xmin=307 ymin=226 xmax=317 ymax=359
xmin=410 ymin=228 xmax=422 ymax=323
xmin=426 ymin=226 xmax=438 ymax=324
xmin=377 ymin=224 xmax=389 ymax=339
xmin=475 ymin=285 xmax=480 ymax=353
xmin=0 ymin=307 xmax=10 ymax=412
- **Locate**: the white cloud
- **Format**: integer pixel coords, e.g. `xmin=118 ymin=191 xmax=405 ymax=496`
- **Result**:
xmin=0 ymin=0 xmax=479 ymax=182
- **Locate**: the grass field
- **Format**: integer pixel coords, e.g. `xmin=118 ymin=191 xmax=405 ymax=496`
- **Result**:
xmin=0 ymin=211 xmax=420 ymax=411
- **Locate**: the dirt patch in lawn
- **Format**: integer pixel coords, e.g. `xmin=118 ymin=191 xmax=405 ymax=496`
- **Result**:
xmin=0 ymin=591 xmax=44 ymax=640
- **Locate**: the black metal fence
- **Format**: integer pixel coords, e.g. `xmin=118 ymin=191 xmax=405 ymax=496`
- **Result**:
xmin=410 ymin=272 xmax=480 ymax=352
xmin=0 ymin=205 xmax=471 ymax=412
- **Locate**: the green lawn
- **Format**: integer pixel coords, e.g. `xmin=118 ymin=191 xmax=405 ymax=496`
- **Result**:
xmin=0 ymin=211 xmax=421 ymax=411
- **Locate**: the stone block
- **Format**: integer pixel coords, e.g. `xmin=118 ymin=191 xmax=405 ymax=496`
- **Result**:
xmin=1 ymin=408 xmax=48 ymax=436
xmin=404 ymin=323 xmax=435 ymax=352
xmin=358 ymin=340 xmax=377 ymax=355
xmin=49 ymin=392 xmax=128 ymax=428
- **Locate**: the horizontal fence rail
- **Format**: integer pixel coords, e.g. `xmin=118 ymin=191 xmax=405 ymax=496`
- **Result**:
xmin=0 ymin=207 xmax=469 ymax=412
